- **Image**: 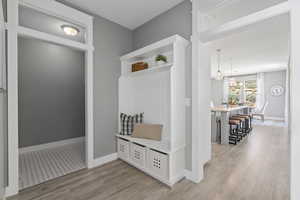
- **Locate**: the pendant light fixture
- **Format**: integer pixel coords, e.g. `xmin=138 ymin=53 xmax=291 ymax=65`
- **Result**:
xmin=228 ymin=58 xmax=237 ymax=87
xmin=216 ymin=49 xmax=223 ymax=80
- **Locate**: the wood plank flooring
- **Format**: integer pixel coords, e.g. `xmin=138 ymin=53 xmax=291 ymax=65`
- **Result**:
xmin=9 ymin=125 xmax=290 ymax=200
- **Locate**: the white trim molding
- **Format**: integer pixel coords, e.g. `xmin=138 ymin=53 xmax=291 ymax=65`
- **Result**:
xmin=199 ymin=2 xmax=291 ymax=42
xmin=6 ymin=0 xmax=19 ymax=196
xmin=184 ymin=169 xmax=194 ymax=180
xmin=264 ymin=117 xmax=285 ymax=121
xmin=92 ymin=153 xmax=118 ymax=168
xmin=6 ymin=0 xmax=94 ymax=197
xmin=17 ymin=26 xmax=94 ymax=51
xmin=289 ymin=0 xmax=300 ymax=199
xmin=19 ymin=0 xmax=93 ymax=27
xmin=19 ymin=137 xmax=85 ymax=154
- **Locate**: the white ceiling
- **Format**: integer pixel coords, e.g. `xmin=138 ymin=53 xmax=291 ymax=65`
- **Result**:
xmin=59 ymin=0 xmax=185 ymax=30
xmin=201 ymin=0 xmax=287 ymax=31
xmin=210 ymin=14 xmax=290 ymax=78
xmin=23 ymin=0 xmax=288 ymax=77
xmin=198 ymin=0 xmax=233 ymax=12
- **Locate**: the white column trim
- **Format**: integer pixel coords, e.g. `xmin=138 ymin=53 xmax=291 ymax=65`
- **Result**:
xmin=6 ymin=0 xmax=19 ymax=196
xmin=289 ymin=0 xmax=300 ymax=199
xmin=191 ymin=0 xmax=212 ymax=183
xmin=6 ymin=0 xmax=95 ymax=197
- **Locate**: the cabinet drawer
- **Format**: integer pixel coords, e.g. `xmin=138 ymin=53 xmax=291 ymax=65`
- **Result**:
xmin=147 ymin=149 xmax=169 ymax=179
xmin=117 ymin=138 xmax=130 ymax=161
xmin=130 ymin=143 xmax=146 ymax=168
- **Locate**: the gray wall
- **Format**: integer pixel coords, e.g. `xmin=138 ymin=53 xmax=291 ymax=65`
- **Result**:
xmin=133 ymin=0 xmax=192 ymax=169
xmin=264 ymin=70 xmax=286 ymax=119
xmin=18 ymin=37 xmax=85 ymax=147
xmin=2 ymin=0 xmax=6 ymax=22
xmin=92 ymin=16 xmax=133 ymax=159
xmin=133 ymin=0 xmax=192 ymax=49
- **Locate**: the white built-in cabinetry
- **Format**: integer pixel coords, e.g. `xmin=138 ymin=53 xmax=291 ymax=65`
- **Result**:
xmin=117 ymin=35 xmax=189 ymax=186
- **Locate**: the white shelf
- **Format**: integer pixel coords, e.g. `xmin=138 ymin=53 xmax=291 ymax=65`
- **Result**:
xmin=116 ymin=134 xmax=173 ymax=154
xmin=120 ymin=35 xmax=189 ymax=62
xmin=123 ymin=63 xmax=173 ymax=77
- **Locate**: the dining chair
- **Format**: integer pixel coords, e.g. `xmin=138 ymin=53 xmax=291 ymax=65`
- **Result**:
xmin=252 ymin=101 xmax=269 ymax=122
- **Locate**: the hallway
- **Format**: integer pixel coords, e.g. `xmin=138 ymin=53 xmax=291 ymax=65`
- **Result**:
xmin=9 ymin=125 xmax=289 ymax=200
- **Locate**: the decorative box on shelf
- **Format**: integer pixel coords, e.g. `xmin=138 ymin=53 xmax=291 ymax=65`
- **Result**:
xmin=132 ymin=62 xmax=148 ymax=72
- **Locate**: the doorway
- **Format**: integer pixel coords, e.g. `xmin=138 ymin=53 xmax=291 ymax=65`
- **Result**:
xmin=207 ymin=14 xmax=290 ymax=199
xmin=6 ymin=0 xmax=94 ymax=196
xmin=191 ymin=0 xmax=292 ymax=197
xmin=18 ymin=36 xmax=86 ymax=189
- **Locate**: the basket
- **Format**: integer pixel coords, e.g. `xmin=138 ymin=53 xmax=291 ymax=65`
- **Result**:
xmin=132 ymin=62 xmax=148 ymax=72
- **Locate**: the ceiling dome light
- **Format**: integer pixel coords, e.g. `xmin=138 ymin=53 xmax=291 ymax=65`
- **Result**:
xmin=61 ymin=25 xmax=80 ymax=36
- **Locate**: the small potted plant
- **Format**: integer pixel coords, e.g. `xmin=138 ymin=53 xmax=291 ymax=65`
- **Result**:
xmin=155 ymin=54 xmax=168 ymax=66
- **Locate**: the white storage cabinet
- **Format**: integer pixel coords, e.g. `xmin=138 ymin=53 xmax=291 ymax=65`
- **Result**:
xmin=117 ymin=35 xmax=189 ymax=186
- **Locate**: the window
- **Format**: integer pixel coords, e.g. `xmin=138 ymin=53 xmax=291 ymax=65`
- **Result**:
xmin=228 ymin=78 xmax=257 ymax=106
xmin=245 ymin=80 xmax=257 ymax=106
xmin=228 ymin=81 xmax=242 ymax=105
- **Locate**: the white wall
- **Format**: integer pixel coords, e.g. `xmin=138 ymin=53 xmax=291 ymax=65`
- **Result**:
xmin=18 ymin=37 xmax=85 ymax=147
xmin=264 ymin=70 xmax=286 ymax=119
xmin=211 ymin=79 xmax=223 ymax=105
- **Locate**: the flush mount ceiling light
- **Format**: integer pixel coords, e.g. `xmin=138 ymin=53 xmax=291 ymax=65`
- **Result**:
xmin=61 ymin=25 xmax=80 ymax=36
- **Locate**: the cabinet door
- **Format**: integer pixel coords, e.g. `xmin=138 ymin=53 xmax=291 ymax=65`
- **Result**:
xmin=130 ymin=143 xmax=146 ymax=168
xmin=117 ymin=139 xmax=130 ymax=161
xmin=147 ymin=150 xmax=168 ymax=179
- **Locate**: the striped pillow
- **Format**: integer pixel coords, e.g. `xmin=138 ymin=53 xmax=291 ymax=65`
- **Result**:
xmin=120 ymin=113 xmax=144 ymax=135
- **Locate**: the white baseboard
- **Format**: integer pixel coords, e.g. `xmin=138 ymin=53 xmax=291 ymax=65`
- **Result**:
xmin=184 ymin=169 xmax=204 ymax=183
xmin=264 ymin=116 xmax=285 ymax=121
xmin=92 ymin=153 xmax=118 ymax=168
xmin=4 ymin=185 xmax=18 ymax=198
xmin=184 ymin=169 xmax=194 ymax=180
xmin=170 ymin=173 xmax=185 ymax=185
xmin=19 ymin=137 xmax=85 ymax=154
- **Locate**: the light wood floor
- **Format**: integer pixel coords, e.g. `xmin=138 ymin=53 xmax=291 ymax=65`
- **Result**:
xmin=9 ymin=125 xmax=289 ymax=200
